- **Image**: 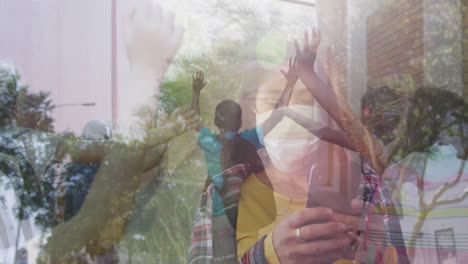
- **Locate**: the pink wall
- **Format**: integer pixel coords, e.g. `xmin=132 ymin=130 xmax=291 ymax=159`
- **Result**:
xmin=0 ymin=0 xmax=114 ymax=134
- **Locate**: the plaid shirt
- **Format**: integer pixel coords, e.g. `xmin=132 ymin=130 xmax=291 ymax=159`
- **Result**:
xmin=187 ymin=162 xmax=409 ymax=264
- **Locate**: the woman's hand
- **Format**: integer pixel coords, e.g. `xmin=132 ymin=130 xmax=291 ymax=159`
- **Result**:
xmin=123 ymin=0 xmax=183 ymax=75
xmin=334 ymin=199 xmax=394 ymax=263
xmin=280 ymin=57 xmax=299 ymax=86
xmin=332 ymin=200 xmax=366 ymax=261
xmin=164 ymin=106 xmax=201 ymax=136
xmin=294 ymin=28 xmax=321 ymax=75
xmin=118 ymin=0 xmax=183 ymax=140
xmin=145 ymin=106 xmax=201 ymax=148
xmin=272 ymin=207 xmax=353 ymax=263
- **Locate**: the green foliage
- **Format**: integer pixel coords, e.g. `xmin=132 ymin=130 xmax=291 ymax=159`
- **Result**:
xmin=0 ymin=74 xmax=58 ymax=228
xmin=159 ymin=74 xmax=192 ymax=115
xmin=16 ymin=87 xmax=55 ymax=132
xmin=160 ymin=39 xmax=252 ymax=128
xmin=395 ymin=87 xmax=468 ymax=160
xmin=122 ymin=5 xmax=270 ymax=260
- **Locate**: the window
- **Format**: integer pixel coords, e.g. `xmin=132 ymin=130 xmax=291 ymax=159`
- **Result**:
xmin=435 ymin=228 xmax=458 ymax=264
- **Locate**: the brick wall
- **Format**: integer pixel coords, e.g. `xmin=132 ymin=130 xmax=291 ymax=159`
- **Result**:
xmin=317 ymin=0 xmax=350 ymax=188
xmin=317 ymin=0 xmax=348 ymax=94
xmin=367 ymin=0 xmax=424 ymax=91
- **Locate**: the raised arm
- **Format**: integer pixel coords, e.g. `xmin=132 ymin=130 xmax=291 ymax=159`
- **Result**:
xmin=55 ymin=139 xmax=108 ymax=164
xmin=293 ymin=30 xmax=348 ymax=131
xmin=295 ymin=29 xmax=386 ymax=173
xmin=260 ymin=57 xmax=299 ymax=136
xmin=191 ymin=71 xmax=207 ymax=131
xmin=119 ymin=0 xmax=183 ymax=140
xmin=282 ymin=107 xmax=357 ymax=151
xmin=144 ymin=105 xmax=201 ymax=149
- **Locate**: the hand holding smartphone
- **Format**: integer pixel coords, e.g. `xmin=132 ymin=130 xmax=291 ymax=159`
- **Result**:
xmin=305 ymin=153 xmax=364 ymax=260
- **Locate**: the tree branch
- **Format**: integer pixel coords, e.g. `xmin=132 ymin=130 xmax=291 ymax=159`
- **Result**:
xmin=433 ymin=187 xmax=468 ymax=207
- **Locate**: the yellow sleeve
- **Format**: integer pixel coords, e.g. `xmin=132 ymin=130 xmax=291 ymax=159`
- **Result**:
xmin=264 ymin=233 xmax=281 ymax=264
xmin=382 ymin=246 xmax=398 ymax=264
xmin=237 ymin=233 xmax=258 ymax=260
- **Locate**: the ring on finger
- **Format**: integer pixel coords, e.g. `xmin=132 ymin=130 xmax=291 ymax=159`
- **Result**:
xmin=295 ymin=227 xmax=306 ymax=242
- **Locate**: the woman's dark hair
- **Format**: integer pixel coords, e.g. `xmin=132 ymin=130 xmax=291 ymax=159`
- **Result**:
xmin=215 ymin=133 xmax=265 ymax=228
xmin=360 ymin=85 xmax=402 ymax=144
xmin=214 ymin=99 xmax=242 ymax=132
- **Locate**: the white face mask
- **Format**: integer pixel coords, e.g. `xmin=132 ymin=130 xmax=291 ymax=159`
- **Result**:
xmin=256 ymin=105 xmax=323 ymax=173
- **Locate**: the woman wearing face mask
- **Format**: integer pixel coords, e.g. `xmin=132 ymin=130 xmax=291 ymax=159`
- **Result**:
xmin=242 ymin=80 xmax=359 ymax=263
xmin=187 ymin=31 xmax=403 ymax=263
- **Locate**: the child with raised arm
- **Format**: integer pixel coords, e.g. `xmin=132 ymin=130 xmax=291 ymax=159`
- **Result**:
xmin=191 ymin=66 xmax=298 ymax=217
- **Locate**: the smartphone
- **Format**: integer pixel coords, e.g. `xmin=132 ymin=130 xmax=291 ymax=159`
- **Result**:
xmin=305 ymin=154 xmax=362 ymax=217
